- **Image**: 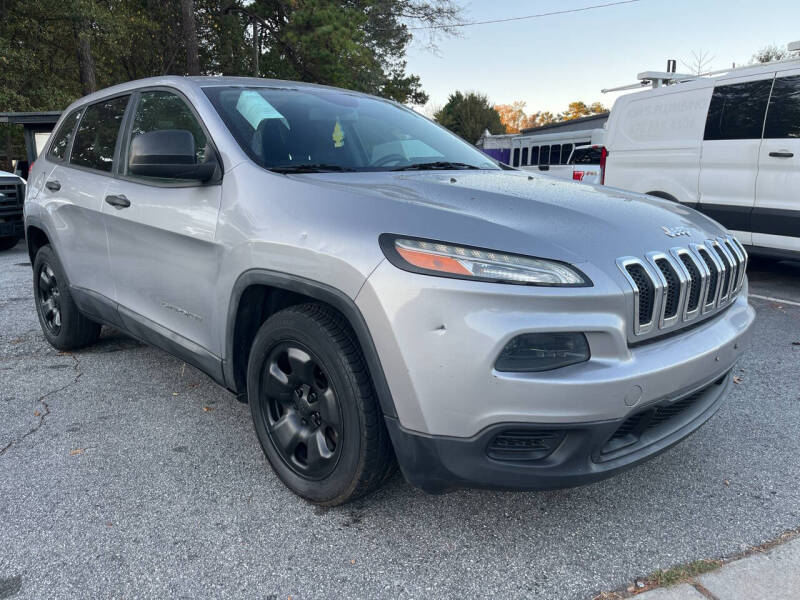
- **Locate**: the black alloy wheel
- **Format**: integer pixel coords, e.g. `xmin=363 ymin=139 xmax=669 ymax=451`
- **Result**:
xmin=37 ymin=263 xmax=62 ymax=335
xmin=260 ymin=342 xmax=343 ymax=479
xmin=32 ymin=244 xmax=101 ymax=350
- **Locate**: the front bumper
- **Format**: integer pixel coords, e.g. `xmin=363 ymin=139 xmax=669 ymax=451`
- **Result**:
xmin=385 ymin=370 xmax=732 ymax=493
xmin=357 ymin=260 xmax=754 ymax=491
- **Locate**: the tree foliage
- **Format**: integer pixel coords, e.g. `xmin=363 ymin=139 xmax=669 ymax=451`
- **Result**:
xmin=0 ymin=0 xmax=460 ymax=113
xmin=493 ymin=99 xmax=606 ymax=133
xmin=751 ymin=44 xmax=789 ymax=64
xmin=434 ymin=91 xmax=506 ymax=143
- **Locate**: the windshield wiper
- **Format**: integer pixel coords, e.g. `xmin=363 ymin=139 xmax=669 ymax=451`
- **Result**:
xmin=392 ymin=161 xmax=482 ymax=171
xmin=269 ymin=164 xmax=355 ymax=174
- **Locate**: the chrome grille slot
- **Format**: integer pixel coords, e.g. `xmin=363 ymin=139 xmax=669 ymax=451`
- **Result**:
xmin=710 ymin=240 xmax=732 ymax=302
xmin=626 ymin=264 xmax=654 ymax=326
xmin=678 ymin=253 xmax=702 ymax=312
xmin=655 ymin=258 xmax=680 ymax=319
xmin=697 ymin=247 xmax=720 ymax=309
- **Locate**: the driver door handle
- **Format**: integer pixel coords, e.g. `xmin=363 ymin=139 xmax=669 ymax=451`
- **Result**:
xmin=45 ymin=180 xmax=61 ymax=192
xmin=769 ymin=151 xmax=794 ymax=158
xmin=105 ymin=194 xmax=131 ymax=209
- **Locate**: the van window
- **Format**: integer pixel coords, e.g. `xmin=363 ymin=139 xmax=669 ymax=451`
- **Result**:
xmin=764 ymin=74 xmax=800 ymax=138
xmin=48 ymin=109 xmax=82 ymax=162
xmin=512 ymin=148 xmax=520 ymax=167
xmin=561 ymin=143 xmax=573 ymax=165
xmin=70 ymin=96 xmax=130 ymax=172
xmin=530 ymin=146 xmax=539 ymax=165
xmin=550 ymin=144 xmax=561 ymax=165
xmin=521 ymin=147 xmax=529 ymax=165
xmin=127 ymin=91 xmax=209 ymax=175
xmin=703 ymin=79 xmax=772 ymax=141
xmin=540 ymin=145 xmax=550 ymax=165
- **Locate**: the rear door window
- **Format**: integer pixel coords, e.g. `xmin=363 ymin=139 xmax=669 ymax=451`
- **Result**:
xmin=47 ymin=109 xmax=82 ymax=162
xmin=70 ymin=96 xmax=130 ymax=172
xmin=704 ymin=79 xmax=773 ymax=141
xmin=764 ymin=74 xmax=800 ymax=138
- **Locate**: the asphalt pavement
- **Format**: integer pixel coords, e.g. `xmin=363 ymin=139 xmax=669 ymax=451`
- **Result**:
xmin=1 ymin=239 xmax=799 ymax=599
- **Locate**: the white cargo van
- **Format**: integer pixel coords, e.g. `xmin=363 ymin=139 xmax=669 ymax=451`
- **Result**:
xmin=604 ymin=48 xmax=800 ymax=259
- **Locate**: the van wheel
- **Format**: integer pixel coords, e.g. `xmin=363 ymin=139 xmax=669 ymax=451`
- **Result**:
xmin=247 ymin=303 xmax=394 ymax=505
xmin=33 ymin=245 xmax=101 ymax=350
xmin=0 ymin=235 xmax=20 ymax=251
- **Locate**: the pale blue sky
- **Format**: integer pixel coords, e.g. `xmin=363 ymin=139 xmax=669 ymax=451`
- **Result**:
xmin=405 ymin=0 xmax=800 ymax=115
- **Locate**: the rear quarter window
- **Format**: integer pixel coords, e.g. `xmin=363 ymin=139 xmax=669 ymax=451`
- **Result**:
xmin=47 ymin=109 xmax=82 ymax=162
xmin=764 ymin=74 xmax=800 ymax=138
xmin=704 ymin=79 xmax=773 ymax=141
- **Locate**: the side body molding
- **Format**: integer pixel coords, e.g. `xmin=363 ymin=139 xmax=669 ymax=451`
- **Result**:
xmin=223 ymin=269 xmax=398 ymax=419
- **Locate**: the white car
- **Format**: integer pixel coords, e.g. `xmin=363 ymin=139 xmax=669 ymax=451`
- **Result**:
xmin=604 ymin=51 xmax=800 ymax=259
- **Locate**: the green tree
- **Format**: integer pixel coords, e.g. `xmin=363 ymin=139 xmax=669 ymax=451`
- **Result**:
xmin=751 ymin=44 xmax=789 ymax=64
xmin=560 ymin=100 xmax=607 ymax=121
xmin=434 ymin=91 xmax=506 ymax=142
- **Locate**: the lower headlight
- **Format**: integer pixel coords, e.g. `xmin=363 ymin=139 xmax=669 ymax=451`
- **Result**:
xmin=495 ymin=332 xmax=590 ymax=372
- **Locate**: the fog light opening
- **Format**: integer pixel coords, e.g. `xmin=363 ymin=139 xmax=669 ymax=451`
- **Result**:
xmin=495 ymin=332 xmax=590 ymax=373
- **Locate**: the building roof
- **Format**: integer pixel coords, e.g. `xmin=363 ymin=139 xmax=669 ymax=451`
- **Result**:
xmin=520 ymin=112 xmax=609 ymax=135
xmin=0 ymin=111 xmax=62 ymax=125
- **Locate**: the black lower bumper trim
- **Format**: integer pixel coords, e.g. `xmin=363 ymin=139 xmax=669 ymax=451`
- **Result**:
xmin=386 ymin=372 xmax=731 ymax=494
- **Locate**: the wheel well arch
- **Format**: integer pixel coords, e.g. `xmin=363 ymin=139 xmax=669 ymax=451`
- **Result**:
xmin=26 ymin=225 xmax=50 ymax=263
xmin=225 ymin=270 xmax=397 ymax=418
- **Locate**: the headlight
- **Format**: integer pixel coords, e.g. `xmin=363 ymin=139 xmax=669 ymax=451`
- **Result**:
xmin=379 ymin=234 xmax=590 ymax=286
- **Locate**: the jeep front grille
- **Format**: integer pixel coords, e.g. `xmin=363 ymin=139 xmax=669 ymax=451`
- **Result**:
xmin=617 ymin=235 xmax=747 ymax=337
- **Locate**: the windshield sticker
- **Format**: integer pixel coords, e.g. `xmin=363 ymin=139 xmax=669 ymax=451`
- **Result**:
xmin=236 ymin=91 xmax=289 ymax=129
xmin=332 ymin=118 xmax=345 ymax=148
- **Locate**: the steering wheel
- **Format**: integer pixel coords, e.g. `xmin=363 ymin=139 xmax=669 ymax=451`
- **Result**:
xmin=371 ymin=154 xmax=407 ymax=168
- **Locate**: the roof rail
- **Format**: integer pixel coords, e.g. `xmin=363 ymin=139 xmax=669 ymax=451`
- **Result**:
xmin=602 ymin=40 xmax=800 ymax=94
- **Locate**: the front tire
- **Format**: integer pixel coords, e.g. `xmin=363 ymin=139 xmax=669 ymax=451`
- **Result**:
xmin=247 ymin=303 xmax=394 ymax=505
xmin=33 ymin=245 xmax=101 ymax=350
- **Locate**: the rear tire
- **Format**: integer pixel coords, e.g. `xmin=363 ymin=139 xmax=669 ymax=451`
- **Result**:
xmin=247 ymin=303 xmax=394 ymax=505
xmin=0 ymin=235 xmax=20 ymax=251
xmin=33 ymin=245 xmax=101 ymax=350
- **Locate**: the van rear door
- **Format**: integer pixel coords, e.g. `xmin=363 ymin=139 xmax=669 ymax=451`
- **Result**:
xmin=698 ymin=74 xmax=774 ymax=245
xmin=754 ymin=69 xmax=800 ymax=254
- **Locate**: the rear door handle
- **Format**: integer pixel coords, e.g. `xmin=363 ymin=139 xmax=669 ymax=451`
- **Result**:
xmin=105 ymin=194 xmax=131 ymax=209
xmin=769 ymin=151 xmax=794 ymax=158
xmin=45 ymin=180 xmax=61 ymax=192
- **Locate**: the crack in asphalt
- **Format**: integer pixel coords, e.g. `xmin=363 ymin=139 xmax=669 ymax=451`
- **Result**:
xmin=0 ymin=353 xmax=83 ymax=457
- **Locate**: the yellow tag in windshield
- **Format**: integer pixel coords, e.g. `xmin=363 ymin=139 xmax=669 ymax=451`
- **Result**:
xmin=332 ymin=119 xmax=345 ymax=148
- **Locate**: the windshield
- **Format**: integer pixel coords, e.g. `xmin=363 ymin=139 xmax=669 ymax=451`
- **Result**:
xmin=203 ymin=86 xmax=500 ymax=173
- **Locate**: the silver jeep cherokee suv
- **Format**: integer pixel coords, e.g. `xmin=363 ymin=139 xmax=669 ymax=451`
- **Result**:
xmin=25 ymin=77 xmax=755 ymax=505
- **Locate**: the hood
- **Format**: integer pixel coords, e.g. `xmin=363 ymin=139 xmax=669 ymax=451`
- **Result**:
xmin=300 ymin=169 xmax=727 ymax=265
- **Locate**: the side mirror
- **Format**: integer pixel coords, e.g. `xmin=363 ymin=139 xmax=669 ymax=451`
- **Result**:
xmin=128 ymin=129 xmax=218 ymax=182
